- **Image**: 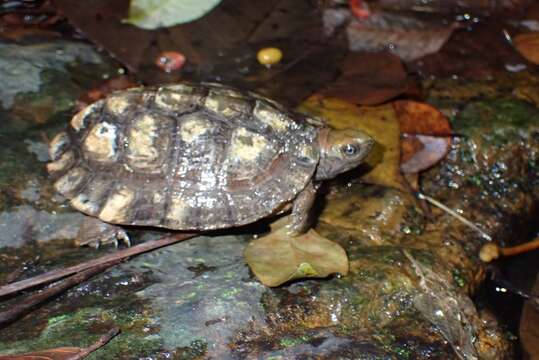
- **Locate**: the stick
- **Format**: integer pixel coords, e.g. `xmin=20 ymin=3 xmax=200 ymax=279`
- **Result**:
xmin=0 ymin=233 xmax=197 ymax=298
xmin=0 ymin=260 xmax=120 ymax=326
xmin=417 ymin=192 xmax=492 ymax=241
xmin=66 ymin=327 xmax=121 ymax=360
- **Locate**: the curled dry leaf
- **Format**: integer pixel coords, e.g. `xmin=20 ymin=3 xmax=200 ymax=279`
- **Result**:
xmin=514 ymin=32 xmax=539 ymax=64
xmin=401 ymin=134 xmax=451 ymax=173
xmin=394 ymin=100 xmax=452 ymax=173
xmin=299 ymin=95 xmax=406 ymax=190
xmin=244 ymin=226 xmax=349 ymax=287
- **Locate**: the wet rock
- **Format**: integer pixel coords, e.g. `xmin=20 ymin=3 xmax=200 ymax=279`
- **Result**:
xmin=0 ymin=38 xmax=118 ymax=247
xmin=0 ymin=205 xmax=84 ymax=247
xmin=0 ymin=40 xmax=118 ymax=131
xmin=0 ymin=42 xmax=102 ymax=109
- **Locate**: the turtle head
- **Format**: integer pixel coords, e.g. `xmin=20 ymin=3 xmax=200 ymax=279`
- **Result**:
xmin=315 ymin=128 xmax=374 ymax=180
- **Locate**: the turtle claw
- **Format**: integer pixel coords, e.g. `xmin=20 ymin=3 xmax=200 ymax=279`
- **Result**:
xmin=76 ymin=216 xmax=130 ymax=249
xmin=118 ymin=232 xmax=131 ymax=247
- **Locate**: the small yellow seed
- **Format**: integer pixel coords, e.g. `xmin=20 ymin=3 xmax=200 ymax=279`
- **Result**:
xmin=479 ymin=243 xmax=500 ymax=262
xmin=257 ymin=47 xmax=282 ymax=67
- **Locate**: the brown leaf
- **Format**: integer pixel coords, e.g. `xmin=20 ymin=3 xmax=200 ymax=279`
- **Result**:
xmin=53 ymin=0 xmax=280 ymax=84
xmin=374 ymin=0 xmax=532 ymax=15
xmin=244 ymin=226 xmax=349 ymax=287
xmin=321 ymin=52 xmax=410 ymax=105
xmin=53 ymin=0 xmax=338 ymax=105
xmin=79 ymin=75 xmax=139 ymax=104
xmin=400 ymin=134 xmax=451 ymax=173
xmin=298 ymin=95 xmax=406 ymax=190
xmin=514 ymin=32 xmax=539 ymax=65
xmin=0 ymin=327 xmax=120 ymax=360
xmin=0 ymin=347 xmax=81 ymax=360
xmin=346 ymin=12 xmax=458 ymax=61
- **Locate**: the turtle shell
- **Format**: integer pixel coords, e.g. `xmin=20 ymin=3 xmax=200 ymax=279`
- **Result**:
xmin=47 ymin=83 xmax=321 ymax=230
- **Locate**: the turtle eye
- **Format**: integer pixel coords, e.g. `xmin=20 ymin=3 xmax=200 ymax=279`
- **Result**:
xmin=341 ymin=144 xmax=358 ymax=156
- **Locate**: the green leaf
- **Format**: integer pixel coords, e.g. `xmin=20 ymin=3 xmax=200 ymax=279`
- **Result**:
xmin=124 ymin=0 xmax=223 ymax=30
xmin=244 ymin=227 xmax=349 ymax=287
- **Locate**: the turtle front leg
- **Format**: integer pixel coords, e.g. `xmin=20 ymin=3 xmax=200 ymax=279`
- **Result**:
xmin=287 ymin=181 xmax=319 ymax=236
xmin=75 ymin=216 xmax=130 ymax=249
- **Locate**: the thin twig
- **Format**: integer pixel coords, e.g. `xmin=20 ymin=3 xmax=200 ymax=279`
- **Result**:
xmin=417 ymin=192 xmax=492 ymax=241
xmin=0 ymin=232 xmax=197 ymax=298
xmin=0 ymin=260 xmax=121 ymax=326
xmin=66 ymin=327 xmax=121 ymax=360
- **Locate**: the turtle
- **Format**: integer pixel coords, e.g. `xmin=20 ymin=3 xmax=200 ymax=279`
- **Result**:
xmin=47 ymin=83 xmax=373 ymax=247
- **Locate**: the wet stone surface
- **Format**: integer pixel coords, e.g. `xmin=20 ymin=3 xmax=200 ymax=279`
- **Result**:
xmin=0 ymin=38 xmax=537 ymax=359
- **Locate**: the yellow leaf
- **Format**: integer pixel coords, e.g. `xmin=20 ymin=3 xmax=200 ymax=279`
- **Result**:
xmin=244 ymin=226 xmax=349 ymax=287
xmin=298 ymin=95 xmax=405 ymax=190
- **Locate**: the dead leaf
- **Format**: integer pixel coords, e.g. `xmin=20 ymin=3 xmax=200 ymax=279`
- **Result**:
xmin=400 ymin=134 xmax=451 ymax=173
xmin=514 ymin=32 xmax=539 ymax=65
xmin=244 ymin=226 xmax=349 ymax=287
xmin=0 ymin=347 xmax=81 ymax=360
xmin=53 ymin=0 xmax=280 ymax=83
xmin=373 ymin=0 xmax=531 ymax=14
xmin=79 ymin=75 xmax=139 ymax=104
xmin=53 ymin=0 xmax=338 ymax=104
xmin=347 ymin=12 xmax=458 ymax=61
xmin=0 ymin=327 xmax=120 ymax=360
xmin=320 ymin=52 xmax=411 ymax=105
xmin=393 ymin=100 xmax=452 ymax=136
xmin=298 ymin=95 xmax=406 ymax=190
xmin=409 ymin=22 xmax=523 ymax=79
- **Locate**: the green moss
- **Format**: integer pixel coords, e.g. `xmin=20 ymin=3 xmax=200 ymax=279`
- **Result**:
xmin=394 ymin=345 xmax=413 ymax=359
xmin=454 ymin=100 xmax=539 ymax=142
xmin=278 ymin=335 xmax=311 ymax=348
xmin=0 ymin=306 xmax=162 ymax=359
xmin=451 ymin=267 xmax=467 ymax=288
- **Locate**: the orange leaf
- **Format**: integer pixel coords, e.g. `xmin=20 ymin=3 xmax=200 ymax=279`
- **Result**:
xmin=393 ymin=100 xmax=452 ymax=136
xmin=514 ymin=32 xmax=539 ymax=65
